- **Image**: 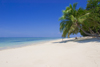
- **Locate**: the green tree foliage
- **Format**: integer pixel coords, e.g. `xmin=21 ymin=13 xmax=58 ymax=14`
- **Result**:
xmin=60 ymin=0 xmax=100 ymax=37
xmin=59 ymin=3 xmax=91 ymax=38
xmin=80 ymin=0 xmax=100 ymax=36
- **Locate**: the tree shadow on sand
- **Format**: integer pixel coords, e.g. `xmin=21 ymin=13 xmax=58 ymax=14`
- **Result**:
xmin=53 ymin=38 xmax=100 ymax=43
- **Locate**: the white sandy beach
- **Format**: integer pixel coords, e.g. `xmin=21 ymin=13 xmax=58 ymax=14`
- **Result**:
xmin=0 ymin=37 xmax=100 ymax=67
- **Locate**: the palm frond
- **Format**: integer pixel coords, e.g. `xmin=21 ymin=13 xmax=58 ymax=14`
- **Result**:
xmin=78 ymin=13 xmax=90 ymax=24
xmin=70 ymin=15 xmax=77 ymax=22
xmin=73 ymin=3 xmax=78 ymax=10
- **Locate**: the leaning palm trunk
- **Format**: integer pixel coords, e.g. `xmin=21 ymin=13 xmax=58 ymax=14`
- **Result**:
xmin=89 ymin=28 xmax=95 ymax=35
xmin=82 ymin=24 xmax=95 ymax=35
xmin=76 ymin=23 xmax=100 ymax=37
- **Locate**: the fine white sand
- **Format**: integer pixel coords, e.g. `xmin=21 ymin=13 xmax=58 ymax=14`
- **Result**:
xmin=0 ymin=37 xmax=100 ymax=67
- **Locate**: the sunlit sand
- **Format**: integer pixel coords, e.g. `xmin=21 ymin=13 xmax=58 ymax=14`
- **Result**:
xmin=0 ymin=37 xmax=100 ymax=67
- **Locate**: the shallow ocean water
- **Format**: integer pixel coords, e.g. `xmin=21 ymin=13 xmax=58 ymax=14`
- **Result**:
xmin=0 ymin=37 xmax=60 ymax=50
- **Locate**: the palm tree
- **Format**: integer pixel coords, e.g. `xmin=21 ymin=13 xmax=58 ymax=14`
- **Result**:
xmin=59 ymin=3 xmax=100 ymax=38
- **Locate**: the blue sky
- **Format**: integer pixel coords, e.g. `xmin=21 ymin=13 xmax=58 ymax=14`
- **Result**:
xmin=0 ymin=0 xmax=87 ymax=37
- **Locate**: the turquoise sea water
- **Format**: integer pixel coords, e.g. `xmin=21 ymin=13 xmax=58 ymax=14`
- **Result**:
xmin=0 ymin=37 xmax=60 ymax=50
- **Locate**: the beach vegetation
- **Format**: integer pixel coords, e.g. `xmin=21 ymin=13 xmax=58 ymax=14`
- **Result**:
xmin=59 ymin=0 xmax=100 ymax=37
xmin=80 ymin=0 xmax=100 ymax=36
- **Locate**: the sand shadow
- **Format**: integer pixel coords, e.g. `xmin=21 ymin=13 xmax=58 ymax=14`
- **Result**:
xmin=53 ymin=39 xmax=75 ymax=43
xmin=76 ymin=38 xmax=100 ymax=43
xmin=53 ymin=38 xmax=100 ymax=44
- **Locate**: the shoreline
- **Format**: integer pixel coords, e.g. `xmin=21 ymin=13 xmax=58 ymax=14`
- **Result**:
xmin=0 ymin=37 xmax=100 ymax=67
xmin=0 ymin=38 xmax=61 ymax=51
xmin=0 ymin=37 xmax=95 ymax=51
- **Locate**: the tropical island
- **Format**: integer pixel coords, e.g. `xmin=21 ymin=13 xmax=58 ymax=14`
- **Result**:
xmin=0 ymin=0 xmax=100 ymax=67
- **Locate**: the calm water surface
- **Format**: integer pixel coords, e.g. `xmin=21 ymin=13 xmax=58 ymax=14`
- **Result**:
xmin=0 ymin=37 xmax=60 ymax=50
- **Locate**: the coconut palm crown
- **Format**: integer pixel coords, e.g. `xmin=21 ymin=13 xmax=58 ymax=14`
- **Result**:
xmin=59 ymin=3 xmax=94 ymax=38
